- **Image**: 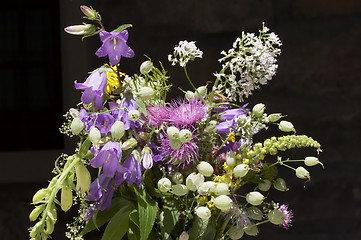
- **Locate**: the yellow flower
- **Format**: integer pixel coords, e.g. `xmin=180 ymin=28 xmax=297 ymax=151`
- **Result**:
xmin=105 ymin=67 xmax=125 ymax=95
xmin=207 ymin=196 xmax=215 ymax=209
xmin=197 ymin=196 xmax=207 ymax=205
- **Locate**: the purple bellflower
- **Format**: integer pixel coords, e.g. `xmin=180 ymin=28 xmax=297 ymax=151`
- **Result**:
xmin=90 ymin=141 xmax=122 ymax=178
xmin=109 ymin=97 xmax=140 ymax=130
xmin=115 ymin=151 xmax=142 ymax=188
xmin=74 ymin=70 xmax=107 ymax=109
xmin=95 ymin=30 xmax=135 ymax=66
xmin=215 ymin=104 xmax=249 ymax=134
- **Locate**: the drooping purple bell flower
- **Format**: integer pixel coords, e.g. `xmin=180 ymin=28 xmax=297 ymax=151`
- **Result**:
xmin=215 ymin=104 xmax=249 ymax=134
xmin=90 ymin=141 xmax=122 ymax=178
xmin=115 ymin=151 xmax=142 ymax=188
xmin=86 ymin=174 xmax=114 ymax=211
xmin=74 ymin=70 xmax=107 ymax=109
xmin=95 ymin=30 xmax=135 ymax=66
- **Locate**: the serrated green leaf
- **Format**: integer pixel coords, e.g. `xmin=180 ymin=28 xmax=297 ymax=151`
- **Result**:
xmin=113 ymin=24 xmax=133 ymax=32
xmin=101 ymin=204 xmax=132 ymax=240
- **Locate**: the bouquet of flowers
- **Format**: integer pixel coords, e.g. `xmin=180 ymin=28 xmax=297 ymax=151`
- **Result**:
xmin=29 ymin=6 xmax=323 ymax=240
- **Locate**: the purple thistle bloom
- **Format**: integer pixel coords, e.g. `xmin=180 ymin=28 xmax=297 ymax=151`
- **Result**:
xmin=161 ymin=137 xmax=199 ymax=168
xmin=145 ymin=105 xmax=170 ymax=128
xmin=95 ymin=30 xmax=135 ymax=66
xmin=90 ymin=141 xmax=122 ymax=178
xmin=115 ymin=151 xmax=142 ymax=188
xmin=279 ymin=204 xmax=293 ymax=229
xmin=167 ymin=98 xmax=207 ymax=127
xmin=74 ymin=70 xmax=107 ymax=109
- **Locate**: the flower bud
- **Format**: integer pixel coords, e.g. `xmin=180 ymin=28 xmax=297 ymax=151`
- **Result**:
xmin=111 ymin=121 xmax=125 ymax=140
xmin=196 ymin=161 xmax=214 ymax=177
xmin=158 ymin=178 xmax=172 ymax=192
xmin=172 ymin=184 xmax=189 ymax=196
xmin=226 ymin=151 xmax=237 ymax=167
xmin=247 ymin=206 xmax=263 ymax=220
xmin=295 ymin=166 xmax=310 ymax=179
xmin=29 ymin=205 xmax=44 ymax=222
xmin=268 ymin=113 xmax=282 ymax=122
xmin=30 ymin=221 xmax=42 ymax=238
xmin=137 ymin=86 xmax=155 ymax=101
xmin=268 ymin=209 xmax=285 ymax=225
xmin=214 ymin=195 xmax=233 ymax=212
xmin=233 ymin=164 xmax=249 ymax=178
xmin=273 ymin=178 xmax=288 ymax=192
xmin=179 ymin=129 xmax=192 ymax=143
xmin=32 ymin=188 xmax=47 ymax=204
xmin=172 ymin=172 xmax=183 ymax=184
xmin=141 ymin=147 xmax=153 ymax=169
xmin=60 ymin=185 xmax=73 ymax=212
xmin=89 ymin=127 xmax=101 ymax=144
xmin=244 ymin=223 xmax=259 ymax=236
xmin=169 ymin=138 xmax=182 ymax=150
xmin=80 ymin=5 xmax=97 ymax=19
xmin=71 ymin=117 xmax=84 ymax=135
xmin=258 ymin=179 xmax=271 ymax=192
xmin=197 ymin=181 xmax=216 ymax=195
xmin=179 ymin=231 xmax=189 ymax=240
xmin=75 ymin=161 xmax=91 ymax=193
xmin=195 ymin=206 xmax=211 ymax=220
xmin=246 ymin=191 xmax=264 ymax=206
xmin=304 ymin=156 xmax=323 ymax=168
xmin=279 ymin=120 xmax=295 ymax=132
xmin=64 ymin=24 xmax=95 ymax=35
xmin=140 ymin=60 xmax=153 ymax=74
xmin=186 ymin=173 xmax=204 ymax=191
xmin=128 ymin=109 xmax=140 ymax=121
xmin=195 ymin=86 xmax=207 ymax=99
xmin=214 ymin=182 xmax=230 ymax=196
xmin=121 ymin=138 xmax=137 ymax=150
xmin=252 ymin=103 xmax=265 ymax=117
xmin=228 ymin=225 xmax=244 ymax=240
xmin=185 ymin=91 xmax=196 ymax=100
xmin=167 ymin=126 xmax=179 ymax=139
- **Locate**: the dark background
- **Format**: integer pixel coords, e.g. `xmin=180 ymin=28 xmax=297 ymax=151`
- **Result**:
xmin=1 ymin=0 xmax=360 ymax=239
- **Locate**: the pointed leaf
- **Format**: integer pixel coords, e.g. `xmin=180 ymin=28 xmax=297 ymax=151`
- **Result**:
xmin=101 ymin=204 xmax=132 ymax=240
xmin=188 ymin=216 xmax=210 ymax=240
xmin=135 ymin=96 xmax=147 ymax=117
xmin=113 ymin=24 xmax=133 ymax=33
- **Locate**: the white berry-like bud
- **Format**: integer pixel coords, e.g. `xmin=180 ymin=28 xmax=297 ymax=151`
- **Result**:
xmin=128 ymin=110 xmax=140 ymax=121
xmin=279 ymin=120 xmax=295 ymax=132
xmin=273 ymin=178 xmax=288 ymax=192
xmin=186 ymin=173 xmax=204 ymax=191
xmin=252 ymin=103 xmax=265 ymax=117
xmin=172 ymin=172 xmax=184 ymax=184
xmin=89 ymin=127 xmax=101 ymax=144
xmin=246 ymin=191 xmax=264 ymax=206
xmin=167 ymin=126 xmax=180 ymax=139
xmin=268 ymin=113 xmax=282 ymax=122
xmin=179 ymin=129 xmax=192 ymax=143
xmin=158 ymin=178 xmax=172 ymax=192
xmin=226 ymin=151 xmax=237 ymax=167
xmin=214 ymin=182 xmax=230 ymax=196
xmin=169 ymin=138 xmax=182 ymax=150
xmin=195 ymin=206 xmax=211 ymax=220
xmin=140 ymin=60 xmax=153 ymax=74
xmin=258 ymin=179 xmax=271 ymax=192
xmin=172 ymin=184 xmax=189 ymax=196
xmin=197 ymin=181 xmax=216 ymax=195
xmin=111 ymin=121 xmax=125 ymax=140
xmin=196 ymin=161 xmax=214 ymax=177
xmin=247 ymin=206 xmax=263 ymax=220
xmin=268 ymin=209 xmax=285 ymax=225
xmin=214 ymin=195 xmax=233 ymax=212
xmin=70 ymin=117 xmax=84 ymax=135
xmin=295 ymin=166 xmax=310 ymax=179
xmin=137 ymin=86 xmax=155 ymax=101
xmin=305 ymin=156 xmax=324 ymax=168
xmin=233 ymin=164 xmax=249 ymax=178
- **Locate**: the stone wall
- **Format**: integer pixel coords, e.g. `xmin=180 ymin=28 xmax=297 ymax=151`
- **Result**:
xmin=1 ymin=0 xmax=360 ymax=239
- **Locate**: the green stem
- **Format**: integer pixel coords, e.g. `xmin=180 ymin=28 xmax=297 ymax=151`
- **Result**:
xmin=216 ymin=212 xmax=232 ymax=239
xmin=183 ymin=65 xmax=198 ymax=93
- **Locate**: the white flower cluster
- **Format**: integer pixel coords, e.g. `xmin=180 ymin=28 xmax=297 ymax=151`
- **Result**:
xmin=214 ymin=24 xmax=282 ymax=102
xmin=168 ymin=40 xmax=203 ymax=67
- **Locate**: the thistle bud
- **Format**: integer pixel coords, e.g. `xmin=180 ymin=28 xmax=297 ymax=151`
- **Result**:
xmin=186 ymin=173 xmax=204 ymax=191
xmin=70 ymin=117 xmax=84 ymax=135
xmin=137 ymin=86 xmax=155 ymax=101
xmin=304 ymin=156 xmax=324 ymax=168
xmin=60 ymin=185 xmax=73 ymax=212
xmin=214 ymin=182 xmax=230 ymax=196
xmin=140 ymin=60 xmax=153 ymax=74
xmin=80 ymin=5 xmax=97 ymax=19
xmin=246 ymin=191 xmax=264 ymax=206
xmin=75 ymin=161 xmax=91 ymax=193
xmin=226 ymin=151 xmax=237 ymax=167
xmin=233 ymin=164 xmax=249 ymax=178
xmin=172 ymin=172 xmax=183 ymax=184
xmin=128 ymin=109 xmax=140 ymax=121
xmin=121 ymin=138 xmax=137 ymax=150
xmin=179 ymin=231 xmax=189 ymax=240
xmin=111 ymin=121 xmax=125 ymax=140
xmin=167 ymin=126 xmax=179 ymax=139
xmin=64 ymin=24 xmax=95 ymax=35
xmin=214 ymin=195 xmax=233 ymax=212
xmin=158 ymin=178 xmax=172 ymax=192
xmin=172 ymin=184 xmax=189 ymax=196
xmin=295 ymin=166 xmax=310 ymax=179
xmin=278 ymin=120 xmax=295 ymax=132
xmin=273 ymin=178 xmax=288 ymax=192
xmin=89 ymin=127 xmax=101 ymax=144
xmin=252 ymin=103 xmax=265 ymax=117
xmin=268 ymin=209 xmax=285 ymax=225
xmin=228 ymin=225 xmax=244 ymax=240
xmin=196 ymin=161 xmax=214 ymax=177
xmin=179 ymin=129 xmax=192 ymax=143
xmin=195 ymin=206 xmax=211 ymax=220
xmin=268 ymin=113 xmax=282 ymax=122
xmin=247 ymin=206 xmax=263 ymax=220
xmin=258 ymin=179 xmax=271 ymax=192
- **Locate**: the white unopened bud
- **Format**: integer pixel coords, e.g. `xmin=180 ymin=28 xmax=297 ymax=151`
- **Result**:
xmin=179 ymin=129 xmax=192 ymax=143
xmin=214 ymin=195 xmax=233 ymax=212
xmin=304 ymin=156 xmax=324 ymax=168
xmin=140 ymin=60 xmax=153 ymax=74
xmin=295 ymin=166 xmax=310 ymax=179
xmin=89 ymin=127 xmax=101 ymax=144
xmin=111 ymin=121 xmax=125 ymax=140
xmin=195 ymin=86 xmax=207 ymax=99
xmin=195 ymin=206 xmax=211 ymax=220
xmin=186 ymin=173 xmax=204 ymax=191
xmin=121 ymin=138 xmax=138 ymax=150
xmin=137 ymin=87 xmax=155 ymax=101
xmin=172 ymin=184 xmax=189 ymax=196
xmin=71 ymin=117 xmax=84 ymax=135
xmin=252 ymin=103 xmax=265 ymax=117
xmin=258 ymin=179 xmax=271 ymax=192
xmin=169 ymin=138 xmax=182 ymax=150
xmin=214 ymin=182 xmax=229 ymax=196
xmin=64 ymin=24 xmax=95 ymax=35
xmin=268 ymin=113 xmax=282 ymax=122
xmin=179 ymin=231 xmax=189 ymax=240
xmin=279 ymin=120 xmax=295 ymax=132
xmin=196 ymin=161 xmax=214 ymax=177
xmin=167 ymin=126 xmax=180 ymax=139
xmin=226 ymin=151 xmax=237 ymax=167
xmin=233 ymin=164 xmax=249 ymax=178
xmin=128 ymin=109 xmax=140 ymax=121
xmin=172 ymin=172 xmax=184 ymax=184
xmin=246 ymin=191 xmax=264 ymax=206
xmin=80 ymin=5 xmax=97 ymax=19
xmin=158 ymin=178 xmax=172 ymax=192
xmin=197 ymin=181 xmax=216 ymax=195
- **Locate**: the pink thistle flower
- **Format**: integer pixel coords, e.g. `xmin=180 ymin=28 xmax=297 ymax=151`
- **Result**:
xmin=167 ymin=98 xmax=207 ymax=126
xmin=161 ymin=137 xmax=199 ymax=168
xmin=279 ymin=204 xmax=293 ymax=229
xmin=145 ymin=105 xmax=170 ymax=127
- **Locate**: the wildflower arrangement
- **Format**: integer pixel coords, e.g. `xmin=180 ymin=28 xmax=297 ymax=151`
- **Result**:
xmin=29 ymin=6 xmax=323 ymax=240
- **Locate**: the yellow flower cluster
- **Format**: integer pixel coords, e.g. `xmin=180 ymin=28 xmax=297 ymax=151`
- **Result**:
xmin=105 ymin=66 xmax=125 ymax=95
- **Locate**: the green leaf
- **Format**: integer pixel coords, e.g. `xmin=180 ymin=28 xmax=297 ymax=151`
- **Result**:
xmin=78 ymin=138 xmax=91 ymax=158
xmin=160 ymin=205 xmax=180 ymax=240
xmin=188 ymin=216 xmax=210 ymax=240
xmin=113 ymin=24 xmax=133 ymax=32
xmin=128 ymin=210 xmax=140 ymax=240
xmin=101 ymin=204 xmax=132 ymax=240
xmin=135 ymin=96 xmax=147 ymax=117
xmin=81 ymin=197 xmax=135 ymax=235
xmin=202 ymin=216 xmax=216 ymax=240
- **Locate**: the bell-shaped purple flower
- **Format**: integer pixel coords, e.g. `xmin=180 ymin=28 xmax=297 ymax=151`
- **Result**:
xmin=90 ymin=141 xmax=122 ymax=178
xmin=109 ymin=97 xmax=139 ymax=130
xmin=86 ymin=174 xmax=114 ymax=211
xmin=95 ymin=30 xmax=135 ymax=66
xmin=215 ymin=104 xmax=249 ymax=134
xmin=115 ymin=151 xmax=142 ymax=188
xmin=74 ymin=70 xmax=107 ymax=109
